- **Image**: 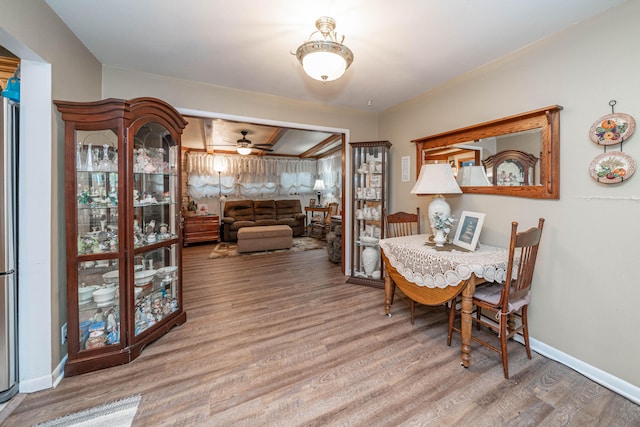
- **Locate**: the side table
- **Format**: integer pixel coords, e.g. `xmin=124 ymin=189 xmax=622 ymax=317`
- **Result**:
xmin=183 ymin=214 xmax=220 ymax=246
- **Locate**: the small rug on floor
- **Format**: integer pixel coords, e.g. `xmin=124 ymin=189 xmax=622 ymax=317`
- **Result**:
xmin=33 ymin=394 xmax=141 ymax=427
xmin=209 ymin=236 xmax=325 ymax=259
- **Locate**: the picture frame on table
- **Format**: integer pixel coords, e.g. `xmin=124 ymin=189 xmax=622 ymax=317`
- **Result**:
xmin=452 ymin=210 xmax=485 ymax=251
xmin=309 ymin=199 xmax=316 ymax=207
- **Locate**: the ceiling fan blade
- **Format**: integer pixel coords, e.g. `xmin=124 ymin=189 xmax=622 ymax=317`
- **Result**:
xmin=253 ymin=146 xmax=273 ymax=152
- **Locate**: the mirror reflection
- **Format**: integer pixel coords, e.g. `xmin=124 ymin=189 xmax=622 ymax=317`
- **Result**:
xmin=412 ymin=105 xmax=562 ymax=199
xmin=421 ymin=128 xmax=543 ymax=187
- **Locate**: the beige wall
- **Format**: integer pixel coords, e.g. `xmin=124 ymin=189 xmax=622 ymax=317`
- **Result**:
xmin=0 ymin=1 xmax=102 ymax=388
xmin=101 ymin=67 xmax=378 ymax=142
xmin=379 ymin=0 xmax=640 ymax=388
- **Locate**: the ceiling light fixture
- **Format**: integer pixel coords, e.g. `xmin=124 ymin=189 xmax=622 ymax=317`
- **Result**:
xmin=236 ymin=146 xmax=252 ymax=156
xmin=295 ymin=16 xmax=354 ymax=83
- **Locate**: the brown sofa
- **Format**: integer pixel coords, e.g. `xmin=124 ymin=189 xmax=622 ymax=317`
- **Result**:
xmin=221 ymin=199 xmax=306 ymax=241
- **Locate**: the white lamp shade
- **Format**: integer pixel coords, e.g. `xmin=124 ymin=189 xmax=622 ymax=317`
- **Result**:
xmin=456 ymin=166 xmax=491 ymax=186
xmin=313 ymin=179 xmax=326 ymax=191
xmin=410 ymin=164 xmax=462 ymax=195
xmin=212 ymin=156 xmax=227 ymax=173
xmin=236 ymin=147 xmax=252 ymax=156
xmin=302 ymin=49 xmax=347 ymax=82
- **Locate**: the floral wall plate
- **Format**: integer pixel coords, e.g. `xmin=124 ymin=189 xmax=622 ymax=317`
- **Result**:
xmin=589 ymin=151 xmax=636 ymax=184
xmin=589 ymin=112 xmax=636 ymax=145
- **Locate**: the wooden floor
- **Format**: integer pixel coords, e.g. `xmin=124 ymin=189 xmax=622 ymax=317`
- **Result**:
xmin=4 ymin=245 xmax=640 ymax=426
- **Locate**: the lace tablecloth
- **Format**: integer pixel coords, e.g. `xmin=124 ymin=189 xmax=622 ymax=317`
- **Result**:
xmin=379 ymin=234 xmax=510 ymax=289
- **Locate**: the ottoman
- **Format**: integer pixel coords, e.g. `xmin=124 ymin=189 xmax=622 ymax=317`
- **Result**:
xmin=237 ymin=225 xmax=293 ymax=253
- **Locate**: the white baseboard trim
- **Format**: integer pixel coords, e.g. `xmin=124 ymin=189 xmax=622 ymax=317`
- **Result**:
xmin=18 ymin=355 xmax=66 ymax=393
xmin=18 ymin=374 xmax=51 ymax=393
xmin=51 ymin=355 xmax=67 ymax=388
xmin=517 ymin=335 xmax=640 ymax=405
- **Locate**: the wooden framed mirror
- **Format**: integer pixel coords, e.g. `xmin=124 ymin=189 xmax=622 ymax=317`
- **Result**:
xmin=412 ymin=105 xmax=562 ymax=199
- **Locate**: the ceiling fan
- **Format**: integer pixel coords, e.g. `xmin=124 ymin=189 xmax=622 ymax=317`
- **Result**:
xmin=222 ymin=130 xmax=274 ymax=154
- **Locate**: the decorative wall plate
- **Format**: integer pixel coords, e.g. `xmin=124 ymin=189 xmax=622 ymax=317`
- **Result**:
xmin=589 ymin=151 xmax=636 ymax=184
xmin=589 ymin=113 xmax=636 ymax=145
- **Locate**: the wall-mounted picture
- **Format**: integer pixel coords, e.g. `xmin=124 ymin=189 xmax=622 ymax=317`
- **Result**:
xmin=452 ymin=210 xmax=486 ymax=251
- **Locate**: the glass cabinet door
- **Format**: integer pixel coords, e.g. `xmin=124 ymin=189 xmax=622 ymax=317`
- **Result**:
xmin=131 ymin=122 xmax=181 ymax=338
xmin=77 ymin=260 xmax=121 ymax=351
xmin=132 ymin=123 xmax=179 ymax=248
xmin=132 ymin=244 xmax=180 ymax=336
xmin=74 ymin=129 xmax=123 ymax=353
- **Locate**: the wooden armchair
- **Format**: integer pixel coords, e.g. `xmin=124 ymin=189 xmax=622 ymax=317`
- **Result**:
xmin=447 ymin=218 xmax=545 ymax=378
xmin=384 ymin=208 xmax=421 ymax=324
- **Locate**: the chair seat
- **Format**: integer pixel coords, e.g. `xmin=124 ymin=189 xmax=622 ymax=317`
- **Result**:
xmin=473 ymin=284 xmax=531 ymax=313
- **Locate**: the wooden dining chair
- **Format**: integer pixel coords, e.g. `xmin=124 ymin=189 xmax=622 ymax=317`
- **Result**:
xmin=447 ymin=218 xmax=545 ymax=379
xmin=384 ymin=208 xmax=421 ymax=324
xmin=385 ymin=208 xmax=420 ymax=238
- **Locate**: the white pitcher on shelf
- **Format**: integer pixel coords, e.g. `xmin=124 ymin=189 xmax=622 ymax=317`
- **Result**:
xmin=369 ymin=160 xmax=378 ymax=174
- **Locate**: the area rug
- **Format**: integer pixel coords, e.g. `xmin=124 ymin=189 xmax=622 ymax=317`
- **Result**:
xmin=209 ymin=236 xmax=325 ymax=259
xmin=33 ymin=394 xmax=141 ymax=427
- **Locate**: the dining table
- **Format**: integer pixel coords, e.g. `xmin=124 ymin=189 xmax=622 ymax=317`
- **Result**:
xmin=378 ymin=234 xmax=511 ymax=369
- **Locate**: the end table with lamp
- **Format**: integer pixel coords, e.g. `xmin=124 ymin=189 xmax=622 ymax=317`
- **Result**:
xmin=313 ymin=179 xmax=325 ymax=206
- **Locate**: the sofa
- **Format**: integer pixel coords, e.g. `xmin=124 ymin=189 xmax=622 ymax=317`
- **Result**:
xmin=221 ymin=199 xmax=306 ymax=241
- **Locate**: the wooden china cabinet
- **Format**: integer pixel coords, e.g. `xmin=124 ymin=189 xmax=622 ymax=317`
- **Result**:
xmin=55 ymin=97 xmax=188 ymax=376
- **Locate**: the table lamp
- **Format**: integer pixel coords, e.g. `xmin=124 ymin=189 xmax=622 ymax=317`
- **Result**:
xmin=410 ymin=163 xmax=462 ymax=240
xmin=456 ymin=165 xmax=491 ymax=186
xmin=313 ymin=179 xmax=325 ymax=206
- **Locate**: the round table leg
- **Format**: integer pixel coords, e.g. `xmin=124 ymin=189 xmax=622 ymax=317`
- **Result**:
xmin=460 ymin=275 xmax=477 ymax=368
xmin=384 ymin=272 xmax=394 ymax=316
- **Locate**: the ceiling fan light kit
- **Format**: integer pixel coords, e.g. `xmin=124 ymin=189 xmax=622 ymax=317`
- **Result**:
xmin=295 ymin=16 xmax=354 ymax=83
xmin=231 ymin=130 xmax=273 ymax=155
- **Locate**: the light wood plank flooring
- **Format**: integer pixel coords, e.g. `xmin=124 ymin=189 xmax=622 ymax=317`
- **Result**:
xmin=4 ymin=245 xmax=639 ymax=426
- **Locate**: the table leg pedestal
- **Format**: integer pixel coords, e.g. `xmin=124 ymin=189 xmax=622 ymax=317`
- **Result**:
xmin=460 ymin=274 xmax=478 ymax=368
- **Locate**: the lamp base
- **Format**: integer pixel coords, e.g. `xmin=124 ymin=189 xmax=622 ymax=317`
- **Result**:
xmin=427 ymin=194 xmax=451 ymax=239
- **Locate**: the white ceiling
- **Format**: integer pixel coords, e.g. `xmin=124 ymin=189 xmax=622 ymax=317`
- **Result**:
xmin=45 ymin=0 xmax=626 ymax=155
xmin=181 ymin=116 xmax=340 ymax=158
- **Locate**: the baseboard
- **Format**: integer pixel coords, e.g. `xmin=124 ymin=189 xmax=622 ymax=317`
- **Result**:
xmin=515 ymin=335 xmax=640 ymax=405
xmin=18 ymin=355 xmax=67 ymax=393
xmin=52 ymin=355 xmax=67 ymax=388
xmin=18 ymin=374 xmax=51 ymax=393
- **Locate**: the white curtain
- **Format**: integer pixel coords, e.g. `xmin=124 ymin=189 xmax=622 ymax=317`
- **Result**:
xmin=318 ymin=153 xmax=342 ymax=203
xmin=186 ymin=152 xmax=319 ymax=199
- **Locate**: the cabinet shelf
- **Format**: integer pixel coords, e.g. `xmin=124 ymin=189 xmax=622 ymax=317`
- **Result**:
xmin=56 ymin=97 xmax=188 ymax=376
